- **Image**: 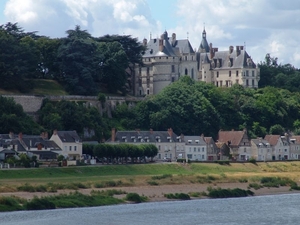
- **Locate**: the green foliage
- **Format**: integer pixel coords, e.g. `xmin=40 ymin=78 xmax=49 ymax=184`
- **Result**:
xmin=260 ymin=177 xmax=294 ymax=188
xmin=0 ymin=196 xmax=25 ymax=212
xmin=215 ymin=160 xmax=230 ymax=165
xmin=207 ymin=187 xmax=254 ymax=198
xmin=25 ymin=197 xmax=56 ymax=210
xmin=269 ymin=124 xmax=285 ymax=135
xmin=248 ymin=183 xmax=262 ymax=190
xmin=151 ymin=174 xmax=172 ymax=180
xmin=249 ymin=157 xmax=257 ymax=165
xmin=164 ymin=193 xmax=190 ymax=200
xmin=125 ymin=193 xmax=147 ymax=203
xmin=238 ymin=178 xmax=248 ymax=183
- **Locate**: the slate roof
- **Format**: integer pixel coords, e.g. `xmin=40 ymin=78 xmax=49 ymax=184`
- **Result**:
xmin=107 ymin=130 xmax=179 ymax=143
xmin=20 ymin=135 xmax=61 ymax=150
xmin=218 ymin=130 xmax=246 ymax=147
xmin=199 ymin=29 xmax=210 ymax=53
xmin=264 ymin=135 xmax=281 ymax=146
xmin=184 ymin=136 xmax=206 ymax=145
xmin=30 ymin=151 xmax=58 ymax=159
xmin=143 ymin=31 xmax=194 ymax=57
xmin=56 ymin=131 xmax=81 ymax=143
xmin=252 ymin=139 xmax=270 ymax=147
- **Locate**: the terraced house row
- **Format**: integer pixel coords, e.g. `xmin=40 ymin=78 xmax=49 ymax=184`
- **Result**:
xmin=108 ymin=128 xmax=300 ymax=162
xmin=1 ymin=129 xmax=299 ymax=164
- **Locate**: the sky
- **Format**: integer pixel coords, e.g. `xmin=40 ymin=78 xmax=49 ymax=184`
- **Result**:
xmin=1 ymin=0 xmax=300 ymax=68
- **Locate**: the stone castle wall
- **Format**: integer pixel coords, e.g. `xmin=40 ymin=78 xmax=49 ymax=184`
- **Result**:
xmin=2 ymin=95 xmax=141 ymax=117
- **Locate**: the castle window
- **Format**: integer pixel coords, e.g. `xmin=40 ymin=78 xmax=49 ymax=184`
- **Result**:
xmin=252 ymin=79 xmax=255 ymax=86
xmin=216 ymin=71 xmax=219 ymax=78
xmin=252 ymin=71 xmax=255 ymax=77
xmin=171 ymin=65 xmax=175 ymax=73
xmin=246 ymin=79 xmax=249 ymax=86
xmin=185 ymin=56 xmax=187 ymax=61
xmin=229 ymin=71 xmax=231 ymax=77
xmin=236 ymin=71 xmax=239 ymax=77
xmin=147 ymin=89 xmax=150 ymax=95
xmin=246 ymin=70 xmax=249 ymax=76
xmin=191 ymin=68 xmax=194 ymax=79
xmin=185 ymin=68 xmax=188 ymax=75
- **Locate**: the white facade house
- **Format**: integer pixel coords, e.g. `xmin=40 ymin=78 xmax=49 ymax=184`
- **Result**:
xmin=264 ymin=135 xmax=289 ymax=160
xmin=184 ymin=136 xmax=207 ymax=161
xmin=107 ymin=128 xmax=185 ymax=161
xmin=251 ymin=138 xmax=272 ymax=161
xmin=50 ymin=130 xmax=82 ymax=160
xmin=289 ymin=136 xmax=300 ymax=160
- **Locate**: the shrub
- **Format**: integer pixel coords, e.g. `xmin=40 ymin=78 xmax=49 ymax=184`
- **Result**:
xmin=125 ymin=193 xmax=147 ymax=203
xmin=249 ymin=157 xmax=257 ymax=165
xmin=151 ymin=174 xmax=172 ymax=180
xmin=207 ymin=187 xmax=253 ymax=198
xmin=238 ymin=178 xmax=248 ymax=183
xmin=215 ymin=160 xmax=230 ymax=165
xmin=248 ymin=183 xmax=262 ymax=190
xmin=164 ymin=193 xmax=190 ymax=200
xmin=147 ymin=181 xmax=159 ymax=186
xmin=25 ymin=197 xmax=56 ymax=210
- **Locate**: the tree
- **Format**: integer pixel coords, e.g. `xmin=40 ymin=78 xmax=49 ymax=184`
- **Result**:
xmin=269 ymin=124 xmax=285 ymax=135
xmin=57 ymin=25 xmax=102 ymax=95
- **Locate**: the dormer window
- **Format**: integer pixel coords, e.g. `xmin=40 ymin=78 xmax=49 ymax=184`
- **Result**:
xmin=195 ymin=140 xmax=199 ymax=144
xmin=188 ymin=140 xmax=192 ymax=144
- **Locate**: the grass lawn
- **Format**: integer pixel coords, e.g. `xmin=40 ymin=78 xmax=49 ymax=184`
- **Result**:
xmin=1 ymin=162 xmax=300 ymax=187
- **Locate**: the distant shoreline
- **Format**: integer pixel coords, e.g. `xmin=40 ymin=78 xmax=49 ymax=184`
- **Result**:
xmin=1 ymin=182 xmax=298 ymax=203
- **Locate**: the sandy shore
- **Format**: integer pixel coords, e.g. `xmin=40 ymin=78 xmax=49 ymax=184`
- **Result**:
xmin=1 ymin=182 xmax=298 ymax=202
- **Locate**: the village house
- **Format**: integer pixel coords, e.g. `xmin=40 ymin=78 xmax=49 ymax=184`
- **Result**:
xmin=251 ymin=138 xmax=272 ymax=161
xmin=50 ymin=130 xmax=82 ymax=160
xmin=184 ymin=135 xmax=207 ymax=161
xmin=264 ymin=135 xmax=289 ymax=160
xmin=107 ymin=128 xmax=185 ymax=161
xmin=0 ymin=132 xmax=61 ymax=161
xmin=217 ymin=129 xmax=251 ymax=161
xmin=289 ymin=136 xmax=300 ymax=160
xmin=204 ymin=136 xmax=220 ymax=161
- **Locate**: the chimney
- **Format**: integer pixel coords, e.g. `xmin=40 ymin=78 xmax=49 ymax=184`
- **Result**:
xmin=150 ymin=129 xmax=153 ymax=134
xmin=53 ymin=129 xmax=57 ymax=135
xmin=159 ymin=39 xmax=164 ymax=52
xmin=45 ymin=132 xmax=48 ymax=139
xmin=209 ymin=43 xmax=214 ymax=59
xmin=229 ymin=46 xmax=234 ymax=54
xmin=9 ymin=131 xmax=14 ymax=139
xmin=236 ymin=46 xmax=241 ymax=56
xmin=18 ymin=132 xmax=23 ymax=140
xmin=111 ymin=128 xmax=116 ymax=142
xmin=167 ymin=128 xmax=173 ymax=137
xmin=143 ymin=38 xmax=147 ymax=46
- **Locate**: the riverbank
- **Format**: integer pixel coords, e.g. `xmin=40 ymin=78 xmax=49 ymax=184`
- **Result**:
xmin=1 ymin=182 xmax=298 ymax=203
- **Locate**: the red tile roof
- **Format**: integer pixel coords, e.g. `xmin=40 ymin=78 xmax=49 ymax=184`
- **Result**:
xmin=264 ymin=135 xmax=280 ymax=146
xmin=218 ymin=130 xmax=245 ymax=147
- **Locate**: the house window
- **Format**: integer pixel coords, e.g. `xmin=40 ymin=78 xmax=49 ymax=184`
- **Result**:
xmin=74 ymin=146 xmax=77 ymax=151
xmin=236 ymin=71 xmax=239 ymax=77
xmin=244 ymin=148 xmax=246 ymax=152
xmin=246 ymin=70 xmax=249 ymax=76
xmin=194 ymin=147 xmax=196 ymax=152
xmin=171 ymin=65 xmax=175 ymax=73
xmin=202 ymin=148 xmax=204 ymax=152
xmin=216 ymin=71 xmax=219 ymax=78
xmin=187 ymin=154 xmax=192 ymax=159
xmin=198 ymin=148 xmax=200 ymax=152
xmin=246 ymin=79 xmax=249 ymax=86
xmin=69 ymin=146 xmax=72 ymax=151
xmin=252 ymin=71 xmax=255 ymax=77
xmin=202 ymin=155 xmax=204 ymax=159
xmin=64 ymin=146 xmax=67 ymax=151
xmin=252 ymin=79 xmax=254 ymax=86
xmin=229 ymin=71 xmax=231 ymax=77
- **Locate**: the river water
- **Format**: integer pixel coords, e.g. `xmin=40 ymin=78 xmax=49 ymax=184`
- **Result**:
xmin=1 ymin=193 xmax=300 ymax=225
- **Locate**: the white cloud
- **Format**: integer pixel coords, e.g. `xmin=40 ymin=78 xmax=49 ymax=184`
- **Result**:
xmin=3 ymin=0 xmax=300 ymax=68
xmin=3 ymin=0 xmax=159 ymax=41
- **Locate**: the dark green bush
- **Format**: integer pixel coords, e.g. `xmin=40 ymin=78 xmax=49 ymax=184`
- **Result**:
xmin=147 ymin=181 xmax=159 ymax=186
xmin=215 ymin=160 xmax=230 ymax=165
xmin=125 ymin=193 xmax=147 ymax=203
xmin=207 ymin=188 xmax=253 ymax=198
xmin=25 ymin=197 xmax=56 ymax=210
xmin=248 ymin=183 xmax=262 ymax=190
xmin=249 ymin=157 xmax=257 ymax=165
xmin=151 ymin=174 xmax=172 ymax=180
xmin=164 ymin=193 xmax=190 ymax=200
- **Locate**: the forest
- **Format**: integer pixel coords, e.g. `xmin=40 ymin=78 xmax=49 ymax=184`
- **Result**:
xmin=1 ymin=23 xmax=300 ymax=141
